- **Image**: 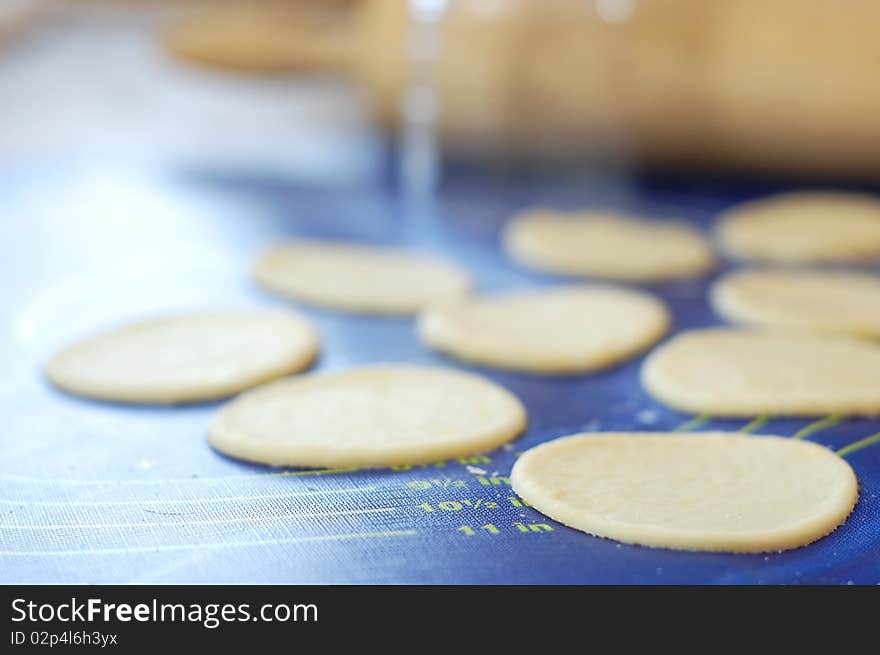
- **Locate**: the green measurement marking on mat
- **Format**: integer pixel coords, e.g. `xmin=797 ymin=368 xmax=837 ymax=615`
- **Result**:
xmin=739 ymin=414 xmax=770 ymax=434
xmin=673 ymin=413 xmax=712 ymax=432
xmin=792 ymin=414 xmax=846 ymax=440
xmin=837 ymin=432 xmax=880 ymax=458
xmin=456 ymin=522 xmax=554 ymax=536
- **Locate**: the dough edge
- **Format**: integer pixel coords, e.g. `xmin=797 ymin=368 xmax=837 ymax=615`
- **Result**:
xmin=716 ymin=192 xmax=880 ymax=263
xmin=208 ymin=365 xmax=528 ymax=468
xmin=503 ymin=213 xmax=716 ymax=281
xmin=710 ymin=269 xmax=880 ymax=338
xmin=418 ymin=288 xmax=671 ymax=374
xmin=254 ymin=243 xmax=472 ymax=316
xmin=640 ymin=329 xmax=880 ymax=417
xmin=45 ymin=312 xmax=320 ymax=404
xmin=510 ymin=432 xmax=859 ymax=553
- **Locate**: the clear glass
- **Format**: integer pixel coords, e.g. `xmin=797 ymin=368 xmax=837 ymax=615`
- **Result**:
xmin=401 ymin=0 xmax=638 ymax=208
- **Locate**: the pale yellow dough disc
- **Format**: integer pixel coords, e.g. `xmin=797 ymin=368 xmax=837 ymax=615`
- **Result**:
xmin=511 ymin=433 xmax=858 ymax=553
xmin=209 ymin=364 xmax=527 ymax=468
xmin=642 ymin=328 xmax=880 ymax=416
xmin=254 ymin=241 xmax=471 ymax=315
xmin=46 ymin=311 xmax=319 ymax=404
xmin=712 ymin=268 xmax=880 ymax=338
xmin=503 ymin=210 xmax=716 ymax=282
xmin=418 ymin=286 xmax=669 ymax=374
xmin=716 ymin=191 xmax=880 ymax=263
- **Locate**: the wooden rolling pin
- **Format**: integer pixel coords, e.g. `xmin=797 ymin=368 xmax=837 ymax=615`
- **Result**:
xmin=167 ymin=0 xmax=880 ymax=179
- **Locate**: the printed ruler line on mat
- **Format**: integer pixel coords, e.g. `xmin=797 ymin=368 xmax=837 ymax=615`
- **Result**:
xmin=0 ymin=467 xmax=362 ymax=485
xmin=0 ymin=529 xmax=419 ymax=557
xmin=739 ymin=414 xmax=770 ymax=434
xmin=0 ymin=485 xmax=379 ymax=507
xmin=837 ymin=432 xmax=880 ymax=458
xmin=673 ymin=413 xmax=712 ymax=432
xmin=792 ymin=414 xmax=846 ymax=440
xmin=1 ymin=507 xmax=397 ymax=531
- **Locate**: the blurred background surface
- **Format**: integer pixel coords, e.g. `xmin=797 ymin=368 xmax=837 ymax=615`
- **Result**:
xmin=2 ymin=0 xmax=879 ymax=186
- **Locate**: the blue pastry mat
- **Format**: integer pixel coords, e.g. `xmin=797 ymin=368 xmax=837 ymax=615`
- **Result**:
xmin=1 ymin=158 xmax=878 ymax=584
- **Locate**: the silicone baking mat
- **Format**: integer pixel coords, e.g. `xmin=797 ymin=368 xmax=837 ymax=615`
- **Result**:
xmin=1 ymin=160 xmax=878 ymax=584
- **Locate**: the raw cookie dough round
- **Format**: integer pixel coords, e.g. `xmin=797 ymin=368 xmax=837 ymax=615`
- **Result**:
xmin=642 ymin=328 xmax=880 ymax=416
xmin=46 ymin=311 xmax=319 ymax=404
xmin=503 ymin=209 xmax=716 ymax=282
xmin=254 ymin=240 xmax=471 ymax=315
xmin=716 ymin=191 xmax=880 ymax=262
xmin=209 ymin=364 xmax=527 ymax=468
xmin=418 ymin=285 xmax=669 ymax=374
xmin=712 ymin=268 xmax=880 ymax=337
xmin=511 ymin=432 xmax=858 ymax=553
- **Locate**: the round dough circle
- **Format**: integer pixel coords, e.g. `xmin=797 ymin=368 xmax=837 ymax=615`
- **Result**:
xmin=716 ymin=191 xmax=880 ymax=263
xmin=209 ymin=364 xmax=527 ymax=468
xmin=511 ymin=432 xmax=858 ymax=553
xmin=254 ymin=241 xmax=471 ymax=315
xmin=503 ymin=210 xmax=716 ymax=281
xmin=712 ymin=268 xmax=880 ymax=337
xmin=46 ymin=311 xmax=319 ymax=404
xmin=642 ymin=328 xmax=880 ymax=416
xmin=418 ymin=285 xmax=669 ymax=374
